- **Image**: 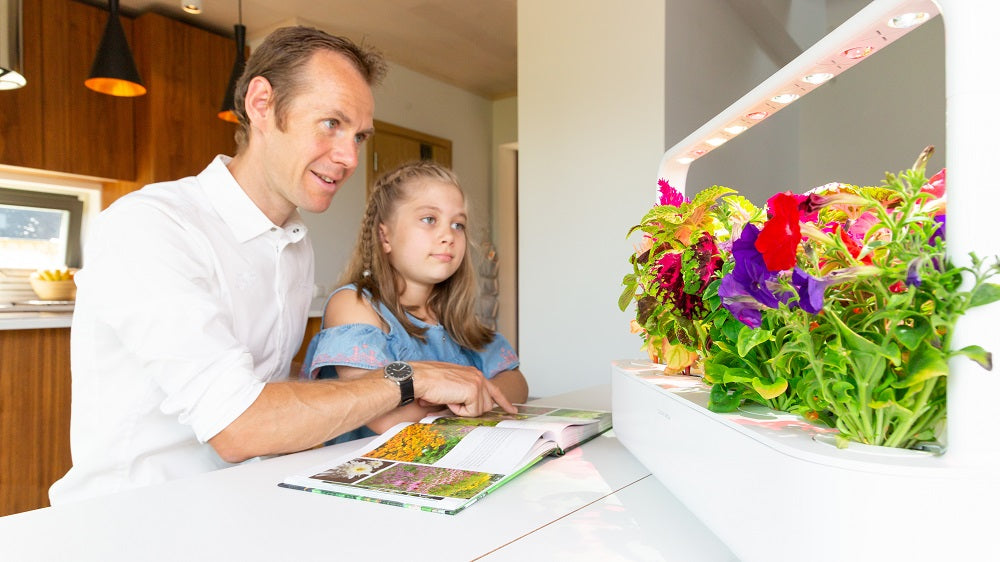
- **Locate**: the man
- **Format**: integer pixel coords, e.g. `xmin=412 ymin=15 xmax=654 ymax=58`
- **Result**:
xmin=49 ymin=27 xmax=512 ymax=504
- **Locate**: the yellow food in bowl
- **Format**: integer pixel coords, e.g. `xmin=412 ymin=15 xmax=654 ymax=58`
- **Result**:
xmin=30 ymin=269 xmax=78 ymax=301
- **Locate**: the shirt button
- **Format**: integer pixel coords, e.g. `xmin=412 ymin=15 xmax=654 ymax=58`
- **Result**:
xmin=270 ymin=227 xmax=277 ymax=232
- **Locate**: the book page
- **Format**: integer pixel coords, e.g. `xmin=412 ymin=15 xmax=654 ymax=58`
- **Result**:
xmin=423 ymin=405 xmax=611 ymax=451
xmin=280 ymin=406 xmax=612 ymax=514
xmin=430 ymin=425 xmax=554 ymax=474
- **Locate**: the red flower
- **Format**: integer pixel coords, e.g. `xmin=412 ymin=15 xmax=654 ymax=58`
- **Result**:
xmin=888 ymin=281 xmax=907 ymax=293
xmin=755 ymin=192 xmax=802 ymax=271
xmin=838 ymin=225 xmax=872 ymax=265
xmin=922 ymin=168 xmax=945 ymax=199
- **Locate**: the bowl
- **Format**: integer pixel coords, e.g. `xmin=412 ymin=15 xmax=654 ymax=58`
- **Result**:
xmin=29 ymin=277 xmax=77 ymax=301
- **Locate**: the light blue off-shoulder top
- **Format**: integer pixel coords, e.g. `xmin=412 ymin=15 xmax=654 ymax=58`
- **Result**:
xmin=299 ymin=284 xmax=520 ymax=443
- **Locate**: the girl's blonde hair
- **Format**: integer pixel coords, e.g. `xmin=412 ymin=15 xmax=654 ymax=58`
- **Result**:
xmin=340 ymin=160 xmax=494 ymax=350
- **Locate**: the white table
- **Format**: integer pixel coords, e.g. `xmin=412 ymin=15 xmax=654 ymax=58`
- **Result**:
xmin=0 ymin=385 xmax=736 ymax=561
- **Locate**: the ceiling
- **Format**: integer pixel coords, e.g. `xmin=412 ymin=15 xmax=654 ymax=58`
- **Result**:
xmin=113 ymin=0 xmax=517 ymax=99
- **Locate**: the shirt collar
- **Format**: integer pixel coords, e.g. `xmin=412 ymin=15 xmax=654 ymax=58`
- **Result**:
xmin=200 ymin=155 xmax=308 ymax=244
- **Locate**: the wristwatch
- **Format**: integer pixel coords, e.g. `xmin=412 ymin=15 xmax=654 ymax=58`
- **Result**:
xmin=383 ymin=361 xmax=415 ymax=407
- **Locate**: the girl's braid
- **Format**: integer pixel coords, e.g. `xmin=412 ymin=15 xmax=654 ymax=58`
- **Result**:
xmin=356 ymin=185 xmax=382 ymax=297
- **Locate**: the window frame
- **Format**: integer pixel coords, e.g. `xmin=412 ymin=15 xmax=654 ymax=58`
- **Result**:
xmin=0 ymin=188 xmax=86 ymax=268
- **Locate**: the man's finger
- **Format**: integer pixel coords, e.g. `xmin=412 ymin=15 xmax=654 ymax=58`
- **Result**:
xmin=486 ymin=380 xmax=517 ymax=414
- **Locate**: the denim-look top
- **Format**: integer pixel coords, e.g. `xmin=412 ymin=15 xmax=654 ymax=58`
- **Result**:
xmin=302 ymin=284 xmax=519 ymax=380
xmin=299 ymin=284 xmax=520 ymax=443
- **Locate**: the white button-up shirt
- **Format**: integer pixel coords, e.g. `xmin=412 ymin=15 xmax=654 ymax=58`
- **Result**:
xmin=50 ymin=156 xmax=314 ymax=504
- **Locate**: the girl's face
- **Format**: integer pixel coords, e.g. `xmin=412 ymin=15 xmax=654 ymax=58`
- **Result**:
xmin=379 ymin=179 xmax=468 ymax=293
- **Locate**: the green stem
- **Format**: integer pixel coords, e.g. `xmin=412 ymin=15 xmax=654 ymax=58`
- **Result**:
xmin=884 ymin=376 xmax=939 ymax=448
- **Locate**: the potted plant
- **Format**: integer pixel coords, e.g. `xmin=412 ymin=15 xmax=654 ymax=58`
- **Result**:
xmin=619 ymin=147 xmax=1000 ymax=449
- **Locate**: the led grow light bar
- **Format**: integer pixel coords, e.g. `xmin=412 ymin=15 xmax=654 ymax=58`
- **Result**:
xmin=658 ymin=0 xmax=940 ymax=192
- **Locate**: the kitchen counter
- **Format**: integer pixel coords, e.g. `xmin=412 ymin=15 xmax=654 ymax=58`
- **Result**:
xmin=0 ymin=306 xmax=74 ymax=330
xmin=0 ymin=302 xmax=326 ymax=331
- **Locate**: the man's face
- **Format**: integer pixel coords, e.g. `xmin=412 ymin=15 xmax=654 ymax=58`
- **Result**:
xmin=258 ymin=50 xmax=375 ymax=217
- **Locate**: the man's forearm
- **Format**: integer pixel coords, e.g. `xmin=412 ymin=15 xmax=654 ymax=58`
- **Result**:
xmin=208 ymin=373 xmax=397 ymax=462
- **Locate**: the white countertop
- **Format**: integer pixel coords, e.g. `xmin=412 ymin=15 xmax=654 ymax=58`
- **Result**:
xmin=0 ymin=384 xmax=736 ymax=561
xmin=0 ymin=304 xmax=325 ymax=331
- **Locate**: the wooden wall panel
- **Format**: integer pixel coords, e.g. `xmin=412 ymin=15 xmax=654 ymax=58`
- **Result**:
xmin=0 ymin=0 xmax=44 ymax=169
xmin=0 ymin=328 xmax=72 ymax=516
xmin=133 ymin=12 xmax=238 ymax=186
xmin=39 ymin=0 xmax=136 ymax=180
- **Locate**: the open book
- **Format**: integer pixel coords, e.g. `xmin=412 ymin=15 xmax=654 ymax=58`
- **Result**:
xmin=278 ymin=405 xmax=612 ymax=515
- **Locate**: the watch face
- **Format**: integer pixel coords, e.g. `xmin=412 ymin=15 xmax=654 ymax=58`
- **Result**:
xmin=384 ymin=361 xmax=413 ymax=381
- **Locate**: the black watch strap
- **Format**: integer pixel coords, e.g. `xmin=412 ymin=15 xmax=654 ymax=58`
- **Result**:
xmin=384 ymin=361 xmax=415 ymax=407
xmin=397 ymin=376 xmax=414 ymax=407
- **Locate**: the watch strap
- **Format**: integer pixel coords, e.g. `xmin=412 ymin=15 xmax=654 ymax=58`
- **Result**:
xmin=397 ymin=376 xmax=414 ymax=407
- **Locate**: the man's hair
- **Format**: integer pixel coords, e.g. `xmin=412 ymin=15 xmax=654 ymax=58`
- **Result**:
xmin=340 ymin=160 xmax=494 ymax=350
xmin=232 ymin=26 xmax=387 ymax=150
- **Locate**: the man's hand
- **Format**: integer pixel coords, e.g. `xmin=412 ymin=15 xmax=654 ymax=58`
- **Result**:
xmin=410 ymin=361 xmax=517 ymax=417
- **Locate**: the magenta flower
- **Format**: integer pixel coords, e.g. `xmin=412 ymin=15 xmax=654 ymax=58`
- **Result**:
xmin=657 ymin=179 xmax=690 ymax=207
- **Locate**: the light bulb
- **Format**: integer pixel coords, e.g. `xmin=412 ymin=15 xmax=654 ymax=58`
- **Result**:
xmin=771 ymin=93 xmax=800 ymax=104
xmin=802 ymin=72 xmax=834 ymax=84
xmin=888 ymin=12 xmax=929 ymax=29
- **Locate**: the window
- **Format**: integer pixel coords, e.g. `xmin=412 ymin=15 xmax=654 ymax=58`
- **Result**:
xmin=0 ymin=188 xmax=84 ymax=269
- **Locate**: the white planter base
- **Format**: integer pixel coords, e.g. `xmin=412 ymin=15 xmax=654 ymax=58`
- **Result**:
xmin=611 ymin=360 xmax=1000 ymax=562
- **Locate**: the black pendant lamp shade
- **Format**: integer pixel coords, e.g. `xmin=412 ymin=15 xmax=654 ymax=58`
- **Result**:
xmin=218 ymin=22 xmax=246 ymax=123
xmin=85 ymin=0 xmax=146 ymax=97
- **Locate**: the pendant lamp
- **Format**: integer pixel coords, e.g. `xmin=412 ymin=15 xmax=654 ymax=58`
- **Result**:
xmin=1 ymin=0 xmax=26 ymax=89
xmin=218 ymin=0 xmax=246 ymax=123
xmin=85 ymin=0 xmax=146 ymax=97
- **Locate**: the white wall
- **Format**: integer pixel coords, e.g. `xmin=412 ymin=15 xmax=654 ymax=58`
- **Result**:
xmin=518 ymin=0 xmax=666 ymax=396
xmin=516 ymin=0 xmax=946 ymax=396
xmin=299 ymin=61 xmax=494 ymax=300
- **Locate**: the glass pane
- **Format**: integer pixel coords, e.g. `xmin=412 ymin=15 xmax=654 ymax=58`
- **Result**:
xmin=0 ymin=203 xmax=71 ymax=269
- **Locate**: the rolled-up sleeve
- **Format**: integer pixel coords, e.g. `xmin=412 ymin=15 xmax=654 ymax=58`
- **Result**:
xmin=85 ymin=199 xmax=266 ymax=442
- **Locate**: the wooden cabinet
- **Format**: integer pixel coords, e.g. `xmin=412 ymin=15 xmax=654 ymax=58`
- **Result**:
xmin=131 ymin=12 xmax=239 ymax=186
xmin=0 ymin=328 xmax=72 ymax=517
xmin=0 ymin=1 xmax=237 ymax=205
xmin=0 ymin=0 xmax=136 ymax=180
xmin=0 ymin=0 xmax=43 ymax=170
xmin=40 ymin=0 xmax=136 ymax=180
xmin=104 ymin=11 xmax=240 ymax=207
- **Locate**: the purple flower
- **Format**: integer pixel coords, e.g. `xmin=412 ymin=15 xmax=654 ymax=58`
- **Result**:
xmin=718 ymin=225 xmax=784 ymax=326
xmin=932 ymin=215 xmax=945 ymax=245
xmin=791 ymin=268 xmax=827 ymax=314
xmin=718 ymin=275 xmax=765 ymax=328
xmin=728 ymin=225 xmax=780 ymax=308
xmin=906 ymin=260 xmax=922 ymax=288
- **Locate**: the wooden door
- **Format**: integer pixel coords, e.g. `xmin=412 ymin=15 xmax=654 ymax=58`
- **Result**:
xmin=367 ymin=120 xmax=452 ymax=194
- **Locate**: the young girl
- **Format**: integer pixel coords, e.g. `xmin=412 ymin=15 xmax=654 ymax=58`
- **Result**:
xmin=301 ymin=160 xmax=529 ymax=443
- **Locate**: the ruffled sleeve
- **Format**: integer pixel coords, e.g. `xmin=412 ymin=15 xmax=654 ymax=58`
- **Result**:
xmin=476 ymin=332 xmax=520 ymax=378
xmin=301 ymin=323 xmax=393 ymax=380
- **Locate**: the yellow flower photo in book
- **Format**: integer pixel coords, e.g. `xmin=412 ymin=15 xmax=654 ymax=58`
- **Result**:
xmin=363 ymin=423 xmax=475 ymax=464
